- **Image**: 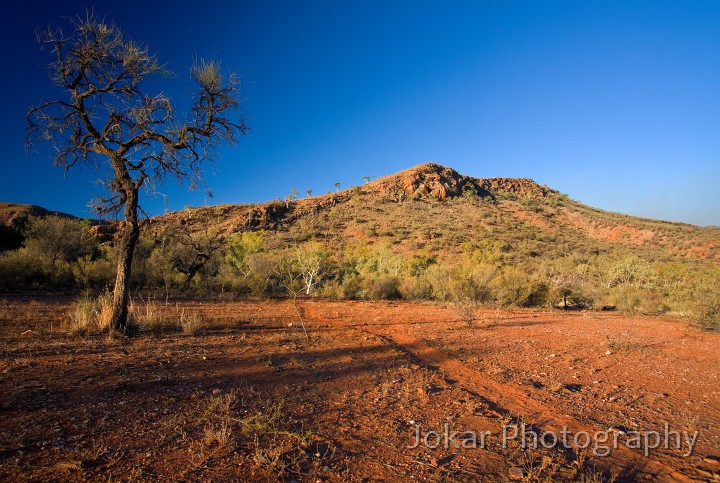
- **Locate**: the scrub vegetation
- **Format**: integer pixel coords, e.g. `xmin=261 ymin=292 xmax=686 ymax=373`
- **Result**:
xmin=1 ymin=164 xmax=718 ymax=332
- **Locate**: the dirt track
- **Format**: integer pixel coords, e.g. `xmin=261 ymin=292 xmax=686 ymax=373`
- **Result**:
xmin=0 ymin=297 xmax=718 ymax=481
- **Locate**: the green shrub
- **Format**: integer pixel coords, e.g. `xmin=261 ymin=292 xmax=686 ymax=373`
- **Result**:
xmin=491 ymin=267 xmax=548 ymax=307
xmin=341 ymin=275 xmax=364 ymax=300
xmin=362 ymin=275 xmax=400 ymax=300
xmin=398 ymin=276 xmax=432 ymax=300
xmin=319 ymin=280 xmax=345 ymax=299
xmin=608 ymin=286 xmax=666 ymax=315
xmin=0 ymin=250 xmax=44 ymax=288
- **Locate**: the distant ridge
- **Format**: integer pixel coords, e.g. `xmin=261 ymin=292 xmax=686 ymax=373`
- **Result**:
xmin=0 ymin=202 xmax=79 ymax=225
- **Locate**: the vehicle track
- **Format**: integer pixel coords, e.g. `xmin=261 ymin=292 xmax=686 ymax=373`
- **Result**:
xmin=303 ymin=304 xmax=694 ymax=482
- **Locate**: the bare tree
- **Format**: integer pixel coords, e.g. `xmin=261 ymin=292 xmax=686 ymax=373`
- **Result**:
xmin=167 ymin=225 xmax=225 ymax=291
xmin=276 ymin=255 xmax=311 ymax=342
xmin=26 ymin=12 xmax=247 ymax=330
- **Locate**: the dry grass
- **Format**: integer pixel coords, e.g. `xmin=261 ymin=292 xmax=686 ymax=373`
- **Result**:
xmin=66 ymin=295 xmax=209 ymax=336
xmin=202 ymin=395 xmax=235 ymax=450
xmin=128 ymin=297 xmax=168 ymax=332
xmin=66 ymin=291 xmax=113 ymax=335
xmin=179 ymin=309 xmax=206 ymax=335
xmin=604 ymin=332 xmax=647 ymax=352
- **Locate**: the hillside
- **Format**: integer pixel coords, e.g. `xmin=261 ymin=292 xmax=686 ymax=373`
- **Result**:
xmin=150 ymin=163 xmax=720 ymax=264
xmin=0 ymin=202 xmax=79 ymax=225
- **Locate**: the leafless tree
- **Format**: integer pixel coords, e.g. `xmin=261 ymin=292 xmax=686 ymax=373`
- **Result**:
xmin=167 ymin=225 xmax=225 ymax=291
xmin=26 ymin=12 xmax=247 ymax=330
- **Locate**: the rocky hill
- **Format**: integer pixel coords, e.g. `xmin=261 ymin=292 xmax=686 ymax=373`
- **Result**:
xmin=4 ymin=164 xmax=719 ymax=264
xmin=149 ymin=163 xmax=720 ymax=263
xmin=0 ymin=202 xmax=79 ymax=225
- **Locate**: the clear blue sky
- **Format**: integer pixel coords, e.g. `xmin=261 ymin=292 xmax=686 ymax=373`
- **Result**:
xmin=1 ymin=1 xmax=719 ymax=225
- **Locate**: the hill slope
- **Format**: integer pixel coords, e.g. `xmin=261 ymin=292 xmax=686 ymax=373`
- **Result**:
xmin=151 ymin=163 xmax=720 ymax=263
xmin=0 ymin=202 xmax=79 ymax=225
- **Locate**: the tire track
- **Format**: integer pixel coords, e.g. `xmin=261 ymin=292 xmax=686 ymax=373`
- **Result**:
xmin=366 ymin=327 xmax=692 ymax=482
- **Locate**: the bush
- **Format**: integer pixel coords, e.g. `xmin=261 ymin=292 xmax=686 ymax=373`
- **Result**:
xmin=179 ymin=309 xmax=206 ymax=335
xmin=362 ymin=275 xmax=400 ymax=300
xmin=425 ymin=264 xmax=456 ymax=301
xmin=341 ymin=275 xmax=364 ymax=300
xmin=680 ymin=270 xmax=720 ymax=331
xmin=72 ymin=253 xmax=116 ymax=289
xmin=0 ymin=250 xmax=44 ymax=289
xmin=319 ymin=279 xmax=345 ymax=299
xmin=608 ymin=286 xmax=665 ymax=315
xmin=452 ymin=295 xmax=478 ymax=327
xmin=490 ymin=267 xmax=548 ymax=307
xmin=24 ymin=216 xmax=97 ymax=265
xmin=245 ymin=252 xmax=280 ymax=296
xmin=692 ymin=293 xmax=720 ymax=332
xmin=398 ymin=276 xmax=432 ymax=300
xmin=0 ymin=222 xmax=24 ymax=253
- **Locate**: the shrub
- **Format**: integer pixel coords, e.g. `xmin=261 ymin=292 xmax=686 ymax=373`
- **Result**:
xmin=341 ymin=275 xmax=364 ymax=300
xmin=491 ymin=267 xmax=548 ymax=307
xmin=246 ymin=252 xmax=280 ymax=296
xmin=71 ymin=253 xmax=115 ymax=289
xmin=0 ymin=222 xmax=24 ymax=253
xmin=24 ymin=216 xmax=97 ymax=265
xmin=398 ymin=276 xmax=432 ymax=300
xmin=608 ymin=286 xmax=665 ymax=315
xmin=129 ymin=297 xmax=169 ymax=332
xmin=362 ymin=275 xmax=400 ymax=300
xmin=0 ymin=250 xmax=44 ymax=289
xmin=425 ymin=264 xmax=456 ymax=301
xmin=452 ymin=295 xmax=478 ymax=327
xmin=319 ymin=280 xmax=345 ymax=299
xmin=67 ymin=292 xmax=102 ymax=335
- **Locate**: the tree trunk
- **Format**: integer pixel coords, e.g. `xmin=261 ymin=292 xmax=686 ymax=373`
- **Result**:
xmin=109 ymin=187 xmax=140 ymax=331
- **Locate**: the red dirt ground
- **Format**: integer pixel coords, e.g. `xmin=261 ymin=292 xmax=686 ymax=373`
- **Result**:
xmin=0 ymin=296 xmax=718 ymax=481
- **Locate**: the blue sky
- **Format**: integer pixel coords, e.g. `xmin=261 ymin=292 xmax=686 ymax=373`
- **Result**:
xmin=1 ymin=1 xmax=719 ymax=225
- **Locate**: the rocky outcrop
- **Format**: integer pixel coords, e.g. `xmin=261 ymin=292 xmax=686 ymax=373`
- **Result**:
xmin=366 ymin=163 xmax=552 ymax=202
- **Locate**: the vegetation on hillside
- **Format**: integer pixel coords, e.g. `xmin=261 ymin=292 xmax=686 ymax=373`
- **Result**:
xmin=1 ymin=164 xmax=718 ymax=331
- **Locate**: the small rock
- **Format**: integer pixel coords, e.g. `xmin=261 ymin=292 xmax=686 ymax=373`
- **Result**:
xmin=212 ymin=389 xmax=222 ymax=396
xmin=605 ymin=350 xmax=613 ymax=355
xmin=509 ymin=466 xmax=524 ymax=480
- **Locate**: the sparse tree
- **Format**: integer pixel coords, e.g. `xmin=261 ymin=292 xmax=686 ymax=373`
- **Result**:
xmin=225 ymin=230 xmax=265 ymax=278
xmin=24 ymin=216 xmax=97 ymax=265
xmin=305 ymin=189 xmax=312 ymax=198
xmin=294 ymin=241 xmax=329 ymax=296
xmin=26 ymin=13 xmax=247 ymax=330
xmin=167 ymin=225 xmax=225 ymax=291
xmin=334 ymin=182 xmax=340 ymax=192
xmin=284 ymin=188 xmax=299 ymax=208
